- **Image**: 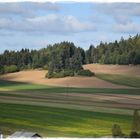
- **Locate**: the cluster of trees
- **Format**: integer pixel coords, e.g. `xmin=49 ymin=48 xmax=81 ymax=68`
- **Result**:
xmin=46 ymin=42 xmax=86 ymax=78
xmin=0 ymin=42 xmax=90 ymax=77
xmin=0 ymin=34 xmax=140 ymax=77
xmin=86 ymin=34 xmax=140 ymax=65
xmin=112 ymin=110 xmax=140 ymax=138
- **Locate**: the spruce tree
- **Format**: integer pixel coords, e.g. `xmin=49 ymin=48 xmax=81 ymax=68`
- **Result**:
xmin=132 ymin=110 xmax=140 ymax=132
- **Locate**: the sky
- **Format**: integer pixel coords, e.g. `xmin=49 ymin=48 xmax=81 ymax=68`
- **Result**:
xmin=0 ymin=2 xmax=140 ymax=52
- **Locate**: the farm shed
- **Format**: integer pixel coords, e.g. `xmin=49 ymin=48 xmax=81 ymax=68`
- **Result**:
xmin=9 ymin=131 xmax=41 ymax=138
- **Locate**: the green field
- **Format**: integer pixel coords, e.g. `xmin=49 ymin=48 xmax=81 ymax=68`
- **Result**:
xmin=0 ymin=103 xmax=132 ymax=137
xmin=96 ymin=74 xmax=140 ymax=88
xmin=0 ymin=79 xmax=140 ymax=137
xmin=0 ymin=80 xmax=140 ymax=95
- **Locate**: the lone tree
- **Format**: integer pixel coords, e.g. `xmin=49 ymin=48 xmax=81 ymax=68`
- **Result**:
xmin=130 ymin=110 xmax=140 ymax=138
xmin=132 ymin=110 xmax=140 ymax=132
xmin=130 ymin=131 xmax=139 ymax=138
xmin=112 ymin=124 xmax=123 ymax=137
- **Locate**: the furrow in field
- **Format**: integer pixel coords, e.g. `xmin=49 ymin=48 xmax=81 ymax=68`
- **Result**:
xmin=1 ymin=91 xmax=140 ymax=108
xmin=0 ymin=98 xmax=133 ymax=116
xmin=0 ymin=93 xmax=139 ymax=111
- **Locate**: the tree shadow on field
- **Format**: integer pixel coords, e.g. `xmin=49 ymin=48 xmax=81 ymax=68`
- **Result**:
xmin=0 ymin=79 xmax=140 ymax=95
xmin=0 ymin=80 xmax=28 ymax=87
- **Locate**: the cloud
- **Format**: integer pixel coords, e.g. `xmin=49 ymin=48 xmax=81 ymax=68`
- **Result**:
xmin=98 ymin=3 xmax=140 ymax=16
xmin=113 ymin=22 xmax=140 ymax=33
xmin=26 ymin=2 xmax=60 ymax=11
xmin=0 ymin=2 xmax=60 ymax=18
xmin=93 ymin=3 xmax=140 ymax=34
xmin=0 ymin=3 xmax=25 ymax=14
xmin=114 ymin=15 xmax=131 ymax=24
xmin=0 ymin=14 xmax=96 ymax=34
xmin=95 ymin=3 xmax=140 ymax=24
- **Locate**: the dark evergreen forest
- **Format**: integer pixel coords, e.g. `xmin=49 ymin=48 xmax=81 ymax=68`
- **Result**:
xmin=0 ymin=34 xmax=140 ymax=77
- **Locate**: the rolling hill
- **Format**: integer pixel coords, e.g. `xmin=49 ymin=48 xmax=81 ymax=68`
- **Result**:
xmin=0 ymin=64 xmax=140 ymax=137
xmin=1 ymin=64 xmax=140 ymax=88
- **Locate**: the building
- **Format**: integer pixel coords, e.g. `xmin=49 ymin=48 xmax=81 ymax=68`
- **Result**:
xmin=0 ymin=133 xmax=3 ymax=139
xmin=9 ymin=131 xmax=41 ymax=138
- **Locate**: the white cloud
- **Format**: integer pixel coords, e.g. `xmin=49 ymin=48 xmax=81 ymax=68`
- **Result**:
xmin=26 ymin=2 xmax=60 ymax=11
xmin=101 ymin=3 xmax=140 ymax=16
xmin=0 ymin=2 xmax=60 ymax=17
xmin=0 ymin=18 xmax=10 ymax=28
xmin=0 ymin=3 xmax=24 ymax=14
xmin=65 ymin=15 xmax=95 ymax=32
xmin=114 ymin=15 xmax=131 ymax=24
xmin=94 ymin=3 xmax=140 ymax=34
xmin=0 ymin=14 xmax=96 ymax=34
xmin=95 ymin=3 xmax=140 ymax=24
xmin=113 ymin=22 xmax=140 ymax=33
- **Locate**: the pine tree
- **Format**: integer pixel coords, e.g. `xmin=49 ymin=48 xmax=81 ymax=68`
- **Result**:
xmin=132 ymin=110 xmax=140 ymax=132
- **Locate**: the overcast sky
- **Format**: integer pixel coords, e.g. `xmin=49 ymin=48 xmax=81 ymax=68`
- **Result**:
xmin=0 ymin=2 xmax=140 ymax=52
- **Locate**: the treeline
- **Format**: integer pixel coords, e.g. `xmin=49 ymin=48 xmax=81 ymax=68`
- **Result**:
xmin=86 ymin=34 xmax=140 ymax=65
xmin=0 ymin=34 xmax=140 ymax=76
xmin=0 ymin=42 xmax=92 ymax=77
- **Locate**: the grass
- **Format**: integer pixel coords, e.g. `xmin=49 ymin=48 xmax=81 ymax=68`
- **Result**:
xmin=0 ymin=103 xmax=132 ymax=137
xmin=0 ymin=80 xmax=140 ymax=95
xmin=96 ymin=74 xmax=140 ymax=88
xmin=0 ymin=80 xmax=51 ymax=90
xmin=0 ymin=79 xmax=139 ymax=137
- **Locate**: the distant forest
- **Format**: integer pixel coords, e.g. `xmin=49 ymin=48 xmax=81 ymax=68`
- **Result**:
xmin=0 ymin=34 xmax=140 ymax=76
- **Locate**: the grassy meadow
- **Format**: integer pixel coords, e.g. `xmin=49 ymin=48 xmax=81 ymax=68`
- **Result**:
xmin=96 ymin=74 xmax=140 ymax=88
xmin=0 ymin=76 xmax=140 ymax=137
xmin=0 ymin=103 xmax=132 ymax=137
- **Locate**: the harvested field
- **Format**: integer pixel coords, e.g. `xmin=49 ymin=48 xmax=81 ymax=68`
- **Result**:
xmin=0 ymin=91 xmax=140 ymax=110
xmin=83 ymin=64 xmax=140 ymax=76
xmin=0 ymin=70 xmax=130 ymax=88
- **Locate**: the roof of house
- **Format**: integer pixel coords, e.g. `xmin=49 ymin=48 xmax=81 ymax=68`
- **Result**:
xmin=9 ymin=131 xmax=41 ymax=138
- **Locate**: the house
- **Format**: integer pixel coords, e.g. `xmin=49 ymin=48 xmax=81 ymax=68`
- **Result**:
xmin=9 ymin=131 xmax=41 ymax=138
xmin=0 ymin=133 xmax=3 ymax=139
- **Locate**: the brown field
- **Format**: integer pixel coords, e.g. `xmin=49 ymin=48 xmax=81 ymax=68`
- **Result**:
xmin=83 ymin=64 xmax=140 ymax=76
xmin=0 ymin=91 xmax=140 ymax=113
xmin=0 ymin=70 xmax=130 ymax=88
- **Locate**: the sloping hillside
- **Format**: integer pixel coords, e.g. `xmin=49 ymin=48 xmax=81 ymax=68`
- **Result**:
xmin=0 ymin=69 xmax=129 ymax=88
xmin=83 ymin=64 xmax=140 ymax=76
xmin=1 ymin=64 xmax=140 ymax=88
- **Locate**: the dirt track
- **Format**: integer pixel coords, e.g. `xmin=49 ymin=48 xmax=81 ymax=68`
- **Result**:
xmin=0 ymin=70 xmax=129 ymax=88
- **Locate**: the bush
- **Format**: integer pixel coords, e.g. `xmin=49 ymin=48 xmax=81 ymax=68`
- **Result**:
xmin=130 ymin=131 xmax=140 ymax=138
xmin=20 ymin=64 xmax=32 ymax=70
xmin=0 ymin=66 xmax=4 ymax=74
xmin=46 ymin=69 xmax=75 ymax=79
xmin=43 ymin=65 xmax=48 ymax=70
xmin=64 ymin=70 xmax=74 ymax=77
xmin=46 ymin=71 xmax=65 ymax=79
xmin=112 ymin=124 xmax=123 ymax=138
xmin=3 ymin=65 xmax=18 ymax=74
xmin=46 ymin=69 xmax=95 ymax=79
xmin=53 ymin=71 xmax=65 ymax=78
xmin=77 ymin=69 xmax=95 ymax=77
xmin=46 ymin=71 xmax=53 ymax=79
